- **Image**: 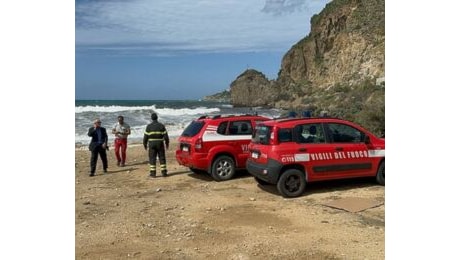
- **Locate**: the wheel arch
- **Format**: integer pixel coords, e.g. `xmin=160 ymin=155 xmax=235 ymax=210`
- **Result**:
xmin=280 ymin=164 xmax=306 ymax=181
xmin=207 ymin=151 xmax=236 ymax=173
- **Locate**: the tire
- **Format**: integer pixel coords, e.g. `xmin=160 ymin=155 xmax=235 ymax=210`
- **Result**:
xmin=211 ymin=155 xmax=235 ymax=181
xmin=254 ymin=177 xmax=270 ymax=185
xmin=189 ymin=167 xmax=207 ymax=174
xmin=376 ymin=161 xmax=385 ymax=185
xmin=277 ymin=169 xmax=306 ymax=198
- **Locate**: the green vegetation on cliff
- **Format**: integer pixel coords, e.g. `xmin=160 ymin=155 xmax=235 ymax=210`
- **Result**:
xmin=202 ymin=90 xmax=231 ymax=102
xmin=276 ymin=0 xmax=385 ymax=135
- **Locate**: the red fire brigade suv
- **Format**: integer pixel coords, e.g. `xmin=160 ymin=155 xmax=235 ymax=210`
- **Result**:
xmin=246 ymin=117 xmax=385 ymax=197
xmin=175 ymin=114 xmax=270 ymax=181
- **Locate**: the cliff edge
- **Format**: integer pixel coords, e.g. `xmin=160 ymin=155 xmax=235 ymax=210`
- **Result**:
xmin=230 ymin=0 xmax=384 ymax=134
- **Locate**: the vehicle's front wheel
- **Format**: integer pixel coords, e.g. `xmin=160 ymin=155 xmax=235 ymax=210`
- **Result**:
xmin=211 ymin=155 xmax=235 ymax=181
xmin=376 ymin=161 xmax=385 ymax=185
xmin=277 ymin=169 xmax=306 ymax=198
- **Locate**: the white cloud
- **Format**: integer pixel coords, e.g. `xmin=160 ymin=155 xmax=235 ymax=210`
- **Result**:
xmin=262 ymin=0 xmax=311 ymax=15
xmin=76 ymin=0 xmax=328 ymax=55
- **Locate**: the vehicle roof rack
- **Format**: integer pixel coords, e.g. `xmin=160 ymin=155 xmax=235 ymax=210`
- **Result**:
xmin=199 ymin=113 xmax=263 ymax=120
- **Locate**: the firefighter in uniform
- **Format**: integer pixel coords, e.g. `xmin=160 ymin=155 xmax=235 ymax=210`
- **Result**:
xmin=143 ymin=113 xmax=170 ymax=177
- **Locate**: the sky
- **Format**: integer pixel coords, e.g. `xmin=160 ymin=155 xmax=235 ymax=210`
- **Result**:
xmin=75 ymin=0 xmax=330 ymax=100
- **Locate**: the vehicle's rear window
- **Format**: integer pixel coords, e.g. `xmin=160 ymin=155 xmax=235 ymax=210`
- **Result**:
xmin=181 ymin=121 xmax=205 ymax=137
xmin=252 ymin=124 xmax=272 ymax=144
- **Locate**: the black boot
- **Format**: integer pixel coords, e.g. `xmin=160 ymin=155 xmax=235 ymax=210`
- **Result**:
xmin=149 ymin=171 xmax=156 ymax=178
xmin=161 ymin=170 xmax=168 ymax=177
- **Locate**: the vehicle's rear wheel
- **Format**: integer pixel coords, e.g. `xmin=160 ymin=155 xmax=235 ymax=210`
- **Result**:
xmin=211 ymin=155 xmax=235 ymax=181
xmin=277 ymin=169 xmax=306 ymax=198
xmin=376 ymin=161 xmax=385 ymax=185
xmin=254 ymin=177 xmax=270 ymax=185
xmin=189 ymin=167 xmax=207 ymax=174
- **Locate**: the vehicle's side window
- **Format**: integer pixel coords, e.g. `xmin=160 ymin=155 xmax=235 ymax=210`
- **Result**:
xmin=228 ymin=120 xmax=253 ymax=135
xmin=278 ymin=128 xmax=292 ymax=143
xmin=326 ymin=123 xmax=364 ymax=143
xmin=217 ymin=121 xmax=228 ymax=135
xmin=294 ymin=123 xmax=325 ymax=144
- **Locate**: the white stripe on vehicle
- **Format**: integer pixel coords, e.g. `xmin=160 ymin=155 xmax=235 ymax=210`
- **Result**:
xmin=202 ymin=132 xmax=251 ymax=141
xmin=368 ymin=149 xmax=385 ymax=157
xmin=295 ymin=153 xmax=310 ymax=162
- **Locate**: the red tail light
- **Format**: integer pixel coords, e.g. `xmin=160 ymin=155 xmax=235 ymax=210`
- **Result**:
xmin=195 ymin=138 xmax=203 ymax=150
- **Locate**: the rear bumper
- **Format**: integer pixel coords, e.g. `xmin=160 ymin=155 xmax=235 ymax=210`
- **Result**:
xmin=175 ymin=150 xmax=209 ymax=170
xmin=246 ymin=159 xmax=283 ymax=184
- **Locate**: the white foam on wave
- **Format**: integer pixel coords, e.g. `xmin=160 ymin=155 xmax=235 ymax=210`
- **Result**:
xmin=154 ymin=107 xmax=220 ymax=116
xmin=75 ymin=105 xmax=157 ymax=113
xmin=219 ymin=104 xmax=233 ymax=108
xmin=75 ymin=123 xmax=189 ymax=145
xmin=75 ymin=105 xmax=220 ymax=115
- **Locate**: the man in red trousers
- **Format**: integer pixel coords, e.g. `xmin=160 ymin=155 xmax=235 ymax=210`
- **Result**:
xmin=112 ymin=115 xmax=131 ymax=167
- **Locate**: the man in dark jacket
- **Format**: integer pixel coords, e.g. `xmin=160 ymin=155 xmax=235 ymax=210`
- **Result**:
xmin=143 ymin=113 xmax=170 ymax=177
xmin=88 ymin=118 xmax=109 ymax=176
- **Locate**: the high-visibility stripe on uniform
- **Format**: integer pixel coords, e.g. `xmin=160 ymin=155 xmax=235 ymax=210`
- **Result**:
xmin=148 ymin=138 xmax=164 ymax=141
xmin=144 ymin=131 xmax=167 ymax=135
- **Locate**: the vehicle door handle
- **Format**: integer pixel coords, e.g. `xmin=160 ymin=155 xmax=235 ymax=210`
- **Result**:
xmin=335 ymin=147 xmax=343 ymax=151
xmin=299 ymin=148 xmax=307 ymax=152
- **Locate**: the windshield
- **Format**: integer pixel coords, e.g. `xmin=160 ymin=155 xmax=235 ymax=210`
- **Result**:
xmin=252 ymin=124 xmax=272 ymax=144
xmin=181 ymin=121 xmax=205 ymax=137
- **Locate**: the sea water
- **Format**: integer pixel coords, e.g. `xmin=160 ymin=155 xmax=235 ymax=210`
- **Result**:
xmin=75 ymin=100 xmax=281 ymax=146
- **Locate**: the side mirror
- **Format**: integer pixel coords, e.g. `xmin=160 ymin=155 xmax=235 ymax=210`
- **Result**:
xmin=364 ymin=135 xmax=371 ymax=144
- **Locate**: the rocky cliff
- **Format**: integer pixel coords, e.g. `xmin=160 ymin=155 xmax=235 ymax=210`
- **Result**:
xmin=229 ymin=0 xmax=385 ymax=134
xmin=229 ymin=69 xmax=277 ymax=107
xmin=202 ymin=90 xmax=231 ymax=102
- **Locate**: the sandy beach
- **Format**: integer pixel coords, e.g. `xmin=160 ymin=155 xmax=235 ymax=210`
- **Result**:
xmin=75 ymin=140 xmax=384 ymax=259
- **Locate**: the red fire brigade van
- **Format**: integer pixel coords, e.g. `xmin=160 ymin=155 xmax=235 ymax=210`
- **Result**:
xmin=176 ymin=114 xmax=270 ymax=181
xmin=246 ymin=117 xmax=385 ymax=197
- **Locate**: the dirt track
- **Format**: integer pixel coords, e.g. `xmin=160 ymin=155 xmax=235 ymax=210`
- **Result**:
xmin=75 ymin=143 xmax=384 ymax=259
